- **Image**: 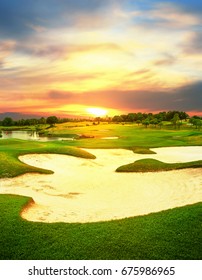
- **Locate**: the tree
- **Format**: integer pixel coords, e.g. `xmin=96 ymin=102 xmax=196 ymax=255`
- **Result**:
xmin=120 ymin=115 xmax=128 ymax=122
xmin=179 ymin=111 xmax=189 ymax=121
xmin=2 ymin=117 xmax=14 ymax=126
xmin=137 ymin=112 xmax=143 ymax=121
xmin=150 ymin=118 xmax=159 ymax=127
xmin=39 ymin=117 xmax=46 ymax=124
xmin=158 ymin=121 xmax=163 ymax=129
xmin=18 ymin=119 xmax=25 ymax=126
xmin=196 ymin=119 xmax=202 ymax=130
xmin=46 ymin=116 xmax=58 ymax=125
xmin=23 ymin=118 xmax=38 ymax=125
xmin=127 ymin=113 xmax=136 ymax=122
xmin=142 ymin=118 xmax=150 ymax=128
xmin=172 ymin=113 xmax=180 ymax=129
xmin=166 ymin=111 xmax=178 ymax=121
xmin=155 ymin=112 xmax=167 ymax=121
xmin=112 ymin=115 xmax=123 ymax=123
xmin=190 ymin=117 xmax=202 ymax=129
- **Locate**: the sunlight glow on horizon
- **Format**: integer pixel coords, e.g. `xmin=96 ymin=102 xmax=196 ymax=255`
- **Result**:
xmin=86 ymin=107 xmax=108 ymax=117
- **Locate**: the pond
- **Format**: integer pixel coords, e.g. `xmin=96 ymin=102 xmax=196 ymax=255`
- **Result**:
xmin=0 ymin=130 xmax=75 ymax=141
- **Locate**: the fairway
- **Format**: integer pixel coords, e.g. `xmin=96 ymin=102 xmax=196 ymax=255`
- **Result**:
xmin=0 ymin=126 xmax=202 ymax=260
xmin=37 ymin=122 xmax=202 ymax=150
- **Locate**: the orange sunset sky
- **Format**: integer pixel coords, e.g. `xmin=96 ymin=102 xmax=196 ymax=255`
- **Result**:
xmin=0 ymin=0 xmax=202 ymax=117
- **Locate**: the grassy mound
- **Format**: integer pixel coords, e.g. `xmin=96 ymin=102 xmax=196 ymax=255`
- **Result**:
xmin=132 ymin=147 xmax=156 ymax=154
xmin=116 ymin=158 xmax=202 ymax=172
xmin=0 ymin=194 xmax=201 ymax=260
xmin=0 ymin=139 xmax=96 ymax=178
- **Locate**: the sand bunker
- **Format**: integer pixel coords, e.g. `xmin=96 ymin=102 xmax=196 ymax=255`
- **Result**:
xmin=101 ymin=137 xmax=119 ymax=139
xmin=0 ymin=147 xmax=202 ymax=223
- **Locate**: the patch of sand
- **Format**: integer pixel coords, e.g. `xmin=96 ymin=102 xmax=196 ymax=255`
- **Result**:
xmin=101 ymin=137 xmax=119 ymax=139
xmin=0 ymin=147 xmax=202 ymax=223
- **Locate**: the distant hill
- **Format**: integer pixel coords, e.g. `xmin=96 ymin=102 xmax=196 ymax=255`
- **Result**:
xmin=0 ymin=112 xmax=42 ymax=121
xmin=0 ymin=112 xmax=89 ymax=121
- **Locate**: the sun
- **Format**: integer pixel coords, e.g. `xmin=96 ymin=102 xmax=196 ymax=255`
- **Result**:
xmin=87 ymin=107 xmax=108 ymax=117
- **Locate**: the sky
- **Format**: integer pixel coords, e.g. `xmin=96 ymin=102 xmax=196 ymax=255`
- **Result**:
xmin=0 ymin=0 xmax=202 ymax=117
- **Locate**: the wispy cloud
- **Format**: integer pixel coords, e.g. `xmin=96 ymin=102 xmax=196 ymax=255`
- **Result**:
xmin=182 ymin=31 xmax=202 ymax=55
xmin=27 ymin=23 xmax=47 ymax=33
xmin=44 ymin=80 xmax=202 ymax=113
xmin=0 ymin=0 xmax=201 ymax=116
xmin=153 ymin=54 xmax=177 ymax=66
xmin=0 ymin=40 xmax=16 ymax=66
xmin=17 ymin=42 xmax=123 ymax=60
xmin=148 ymin=2 xmax=201 ymax=28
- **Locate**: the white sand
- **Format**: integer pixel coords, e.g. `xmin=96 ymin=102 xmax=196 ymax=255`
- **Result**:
xmin=0 ymin=146 xmax=202 ymax=223
xmin=101 ymin=137 xmax=119 ymax=139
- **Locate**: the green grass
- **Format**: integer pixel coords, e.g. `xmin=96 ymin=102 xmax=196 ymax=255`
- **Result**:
xmin=1 ymin=123 xmax=202 ymax=150
xmin=116 ymin=158 xmax=202 ymax=172
xmin=0 ymin=194 xmax=201 ymax=260
xmin=0 ymin=139 xmax=95 ymax=178
xmin=0 ymin=125 xmax=202 ymax=260
xmin=0 ymin=128 xmax=201 ymax=178
xmin=131 ymin=147 xmax=156 ymax=154
xmin=0 ymin=126 xmax=200 ymax=178
xmin=48 ymin=123 xmax=202 ymax=150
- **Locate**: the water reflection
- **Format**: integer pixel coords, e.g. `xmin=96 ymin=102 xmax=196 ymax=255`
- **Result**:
xmin=2 ymin=130 xmax=38 ymax=140
xmin=1 ymin=130 xmax=74 ymax=141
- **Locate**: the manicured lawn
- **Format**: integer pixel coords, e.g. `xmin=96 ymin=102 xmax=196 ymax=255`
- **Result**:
xmin=116 ymin=158 xmax=202 ymax=172
xmin=42 ymin=122 xmax=202 ymax=150
xmin=1 ymin=123 xmax=202 ymax=150
xmin=1 ymin=125 xmax=201 ymax=177
xmin=0 ymin=194 xmax=201 ymax=260
xmin=0 ymin=139 xmax=95 ymax=178
xmin=0 ymin=125 xmax=202 ymax=260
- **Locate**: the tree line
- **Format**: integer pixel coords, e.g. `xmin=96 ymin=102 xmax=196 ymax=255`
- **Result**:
xmin=111 ymin=111 xmax=190 ymax=123
xmin=0 ymin=116 xmax=65 ymax=127
xmin=0 ymin=111 xmax=201 ymax=129
xmin=107 ymin=111 xmax=201 ymax=129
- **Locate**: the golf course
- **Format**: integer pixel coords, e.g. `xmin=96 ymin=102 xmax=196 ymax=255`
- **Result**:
xmin=0 ymin=122 xmax=202 ymax=259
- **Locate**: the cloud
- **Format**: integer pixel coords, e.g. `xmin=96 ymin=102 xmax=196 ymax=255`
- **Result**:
xmin=0 ymin=0 xmax=36 ymax=38
xmin=129 ymin=69 xmax=151 ymax=75
xmin=17 ymin=42 xmax=123 ymax=60
xmin=0 ymin=40 xmax=17 ymax=72
xmin=46 ymin=80 xmax=202 ymax=113
xmin=114 ymin=81 xmax=202 ymax=112
xmin=0 ymin=0 xmax=118 ymax=39
xmin=0 ymin=0 xmax=201 ymax=117
xmin=153 ymin=54 xmax=177 ymax=66
xmin=170 ymin=0 xmax=202 ymax=15
xmin=27 ymin=24 xmax=47 ymax=33
xmin=0 ymin=40 xmax=16 ymax=60
xmin=151 ymin=2 xmax=201 ymax=27
xmin=1 ymin=80 xmax=201 ymax=115
xmin=132 ymin=0 xmax=202 ymax=18
xmin=1 ymin=0 xmax=201 ymax=41
xmin=182 ymin=31 xmax=202 ymax=55
xmin=174 ymin=81 xmax=202 ymax=111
